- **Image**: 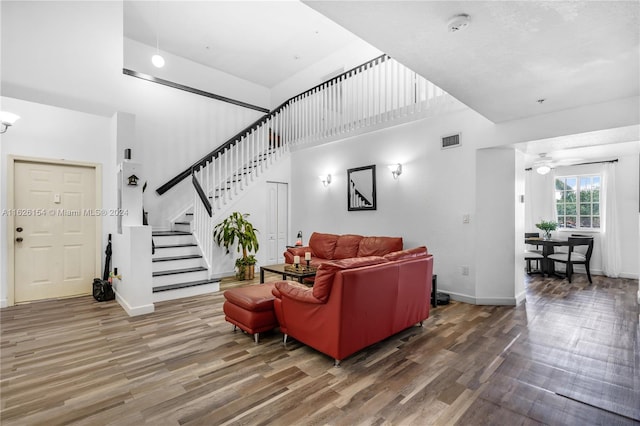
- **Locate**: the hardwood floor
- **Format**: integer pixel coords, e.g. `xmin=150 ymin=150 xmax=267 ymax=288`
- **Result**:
xmin=1 ymin=273 xmax=638 ymax=425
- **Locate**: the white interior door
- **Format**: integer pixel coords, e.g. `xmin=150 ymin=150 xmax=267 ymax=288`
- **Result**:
xmin=14 ymin=161 xmax=97 ymax=302
xmin=266 ymin=182 xmax=288 ymax=264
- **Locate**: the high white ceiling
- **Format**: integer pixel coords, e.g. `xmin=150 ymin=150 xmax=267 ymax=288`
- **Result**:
xmin=123 ymin=1 xmax=363 ymax=88
xmin=304 ymin=1 xmax=639 ymax=124
xmin=124 ymin=1 xmax=639 ymax=163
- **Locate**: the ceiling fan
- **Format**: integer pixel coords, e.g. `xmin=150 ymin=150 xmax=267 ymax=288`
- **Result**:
xmin=533 ymin=153 xmax=582 ymax=175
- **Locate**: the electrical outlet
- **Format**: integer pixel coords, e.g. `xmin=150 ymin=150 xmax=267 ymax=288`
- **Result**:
xmin=461 ymin=265 xmax=469 ymax=276
xmin=463 ymin=214 xmax=470 ymax=224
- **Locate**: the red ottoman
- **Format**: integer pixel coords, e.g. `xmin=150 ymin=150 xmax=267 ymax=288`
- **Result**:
xmin=223 ymin=283 xmax=278 ymax=343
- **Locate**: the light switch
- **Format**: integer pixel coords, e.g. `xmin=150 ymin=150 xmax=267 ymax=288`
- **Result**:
xmin=54 ymin=193 xmax=61 ymax=204
xmin=463 ymin=214 xmax=470 ymax=223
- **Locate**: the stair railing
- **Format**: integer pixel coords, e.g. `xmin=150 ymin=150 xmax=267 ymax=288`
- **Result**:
xmin=187 ymin=54 xmax=454 ymax=271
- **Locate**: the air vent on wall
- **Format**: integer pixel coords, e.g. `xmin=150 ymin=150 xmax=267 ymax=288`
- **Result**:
xmin=441 ymin=133 xmax=461 ymax=149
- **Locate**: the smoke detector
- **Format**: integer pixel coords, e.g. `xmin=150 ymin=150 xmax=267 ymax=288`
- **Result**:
xmin=447 ymin=14 xmax=471 ymax=32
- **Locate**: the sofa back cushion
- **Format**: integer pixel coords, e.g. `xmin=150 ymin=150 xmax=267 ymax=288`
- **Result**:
xmin=309 ymin=232 xmax=339 ymax=259
xmin=312 ymin=256 xmax=388 ymax=302
xmin=357 ymin=236 xmax=403 ymax=257
xmin=383 ymin=246 xmax=428 ymax=261
xmin=333 ymin=234 xmax=364 ymax=259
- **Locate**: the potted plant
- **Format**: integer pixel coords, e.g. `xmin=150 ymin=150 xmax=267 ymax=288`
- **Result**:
xmin=535 ymin=220 xmax=558 ymax=240
xmin=213 ymin=212 xmax=259 ymax=280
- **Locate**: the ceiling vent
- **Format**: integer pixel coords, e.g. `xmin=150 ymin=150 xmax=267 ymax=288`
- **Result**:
xmin=441 ymin=133 xmax=461 ymax=149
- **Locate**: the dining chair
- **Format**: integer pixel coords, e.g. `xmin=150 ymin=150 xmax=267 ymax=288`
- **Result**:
xmin=524 ymin=232 xmax=544 ymax=274
xmin=547 ymin=236 xmax=594 ymax=283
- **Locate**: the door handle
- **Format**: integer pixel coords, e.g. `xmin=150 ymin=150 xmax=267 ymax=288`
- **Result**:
xmin=16 ymin=237 xmax=23 ymax=243
xmin=16 ymin=227 xmax=23 ymax=232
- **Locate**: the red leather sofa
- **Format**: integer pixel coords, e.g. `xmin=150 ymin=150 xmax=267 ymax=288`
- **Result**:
xmin=272 ymin=246 xmax=433 ymax=365
xmin=284 ymin=232 xmax=403 ymax=267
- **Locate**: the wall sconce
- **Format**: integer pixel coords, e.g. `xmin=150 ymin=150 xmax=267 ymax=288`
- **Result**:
xmin=0 ymin=111 xmax=20 ymax=134
xmin=388 ymin=163 xmax=402 ymax=179
xmin=318 ymin=174 xmax=331 ymax=187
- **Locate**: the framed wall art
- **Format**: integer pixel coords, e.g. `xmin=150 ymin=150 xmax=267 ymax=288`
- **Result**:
xmin=347 ymin=164 xmax=376 ymax=211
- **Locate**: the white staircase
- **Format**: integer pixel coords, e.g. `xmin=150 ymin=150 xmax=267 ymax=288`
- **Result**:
xmin=151 ymin=213 xmax=219 ymax=302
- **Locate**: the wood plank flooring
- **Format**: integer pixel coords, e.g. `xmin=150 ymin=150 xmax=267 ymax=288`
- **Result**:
xmin=1 ymin=273 xmax=638 ymax=425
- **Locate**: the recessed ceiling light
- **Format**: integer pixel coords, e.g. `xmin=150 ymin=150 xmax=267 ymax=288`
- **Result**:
xmin=447 ymin=14 xmax=471 ymax=32
xmin=293 ymin=54 xmax=301 ymax=60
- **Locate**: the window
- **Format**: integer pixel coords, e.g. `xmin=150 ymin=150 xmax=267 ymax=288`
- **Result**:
xmin=555 ymin=175 xmax=600 ymax=229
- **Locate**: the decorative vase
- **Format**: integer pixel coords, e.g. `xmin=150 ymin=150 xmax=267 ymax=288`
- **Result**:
xmin=543 ymin=231 xmax=552 ymax=240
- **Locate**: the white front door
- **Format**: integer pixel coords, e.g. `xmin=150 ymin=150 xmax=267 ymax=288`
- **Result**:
xmin=14 ymin=161 xmax=97 ymax=302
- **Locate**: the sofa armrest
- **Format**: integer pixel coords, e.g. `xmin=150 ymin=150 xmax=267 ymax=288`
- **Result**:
xmin=274 ymin=281 xmax=324 ymax=304
xmin=284 ymin=246 xmax=312 ymax=263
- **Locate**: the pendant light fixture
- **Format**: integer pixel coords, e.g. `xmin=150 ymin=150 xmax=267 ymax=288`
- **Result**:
xmin=151 ymin=1 xmax=165 ymax=68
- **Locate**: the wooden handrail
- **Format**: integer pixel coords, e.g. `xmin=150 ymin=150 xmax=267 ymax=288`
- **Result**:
xmin=156 ymin=54 xmax=390 ymax=195
xmin=192 ymin=172 xmax=212 ymax=217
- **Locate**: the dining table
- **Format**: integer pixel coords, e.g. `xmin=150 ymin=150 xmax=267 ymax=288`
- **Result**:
xmin=525 ymin=237 xmax=571 ymax=276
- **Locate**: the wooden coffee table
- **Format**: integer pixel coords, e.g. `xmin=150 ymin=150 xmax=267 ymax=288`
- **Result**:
xmin=260 ymin=263 xmax=317 ymax=284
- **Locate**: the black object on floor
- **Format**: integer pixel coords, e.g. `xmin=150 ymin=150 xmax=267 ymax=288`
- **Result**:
xmin=436 ymin=292 xmax=450 ymax=305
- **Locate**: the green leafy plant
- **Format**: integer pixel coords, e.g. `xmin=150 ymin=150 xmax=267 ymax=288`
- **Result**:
xmin=213 ymin=212 xmax=259 ymax=279
xmin=535 ymin=220 xmax=557 ymax=239
xmin=535 ymin=220 xmax=558 ymax=232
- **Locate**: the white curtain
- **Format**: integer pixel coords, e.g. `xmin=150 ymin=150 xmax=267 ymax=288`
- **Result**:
xmin=601 ymin=162 xmax=621 ymax=277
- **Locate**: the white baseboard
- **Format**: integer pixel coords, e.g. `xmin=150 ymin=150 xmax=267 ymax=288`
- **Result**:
xmin=116 ymin=293 xmax=155 ymax=317
xmin=441 ymin=290 xmax=520 ymax=306
xmin=514 ymin=290 xmax=527 ymax=305
xmin=0 ymin=298 xmax=7 ymax=308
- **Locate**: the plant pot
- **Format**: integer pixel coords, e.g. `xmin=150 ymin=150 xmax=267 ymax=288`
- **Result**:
xmin=543 ymin=231 xmax=552 ymax=240
xmin=244 ymin=264 xmax=255 ymax=280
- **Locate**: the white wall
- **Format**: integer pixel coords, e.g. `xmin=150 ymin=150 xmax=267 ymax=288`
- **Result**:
xmin=270 ymin=39 xmax=382 ymax=107
xmin=124 ymin=37 xmax=270 ymax=110
xmin=289 ymin=108 xmax=490 ymax=300
xmin=525 ymin=153 xmax=639 ymax=278
xmin=0 ymin=97 xmax=117 ymax=307
xmin=475 ymin=149 xmax=525 ymax=305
